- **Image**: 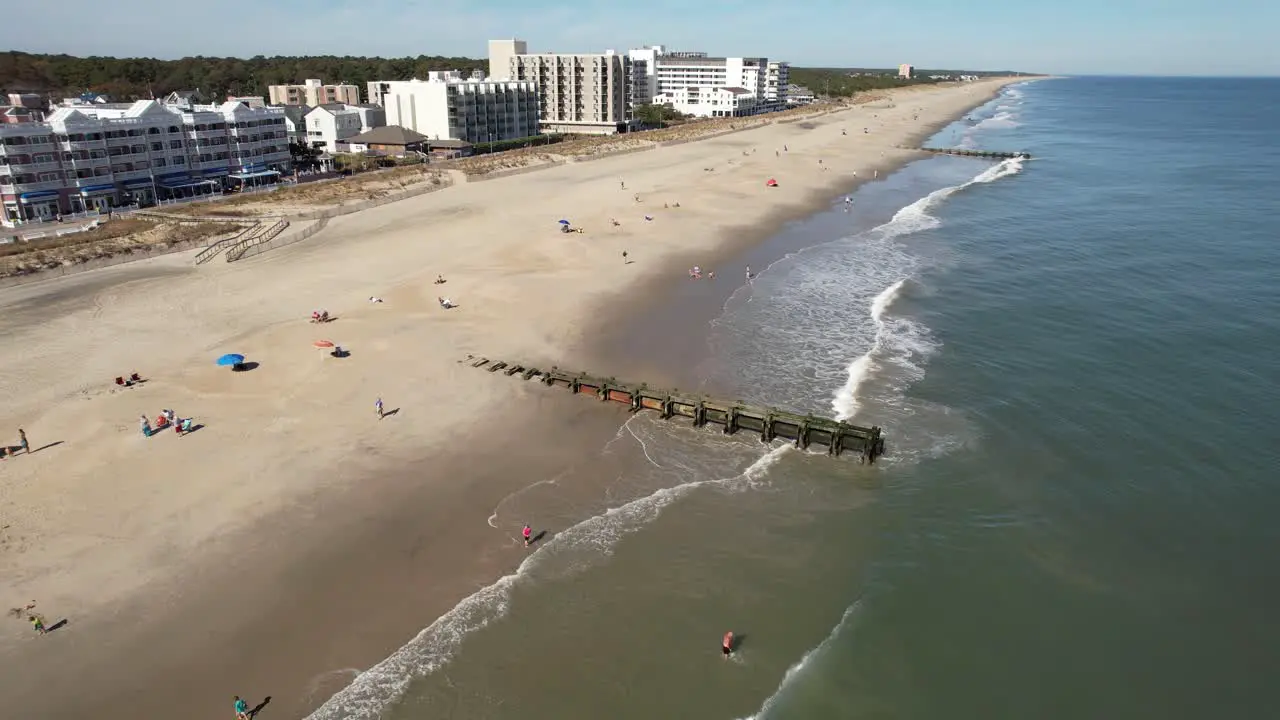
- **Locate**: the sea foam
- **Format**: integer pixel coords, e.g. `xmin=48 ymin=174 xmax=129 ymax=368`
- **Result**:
xmin=302 ymin=443 xmax=791 ymax=720
xmin=830 ymin=155 xmax=1025 ymax=424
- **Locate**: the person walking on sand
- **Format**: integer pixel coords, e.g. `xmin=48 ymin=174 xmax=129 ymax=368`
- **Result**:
xmin=233 ymin=695 xmax=250 ymax=719
xmin=140 ymin=415 xmax=152 ymax=438
xmin=522 ymin=524 xmax=533 ymax=547
xmin=17 ymin=428 xmax=28 ymax=455
xmin=29 ymin=614 xmax=46 ymax=635
xmin=622 ymin=250 xmax=628 ymax=264
xmin=375 ymin=397 xmax=384 ymax=420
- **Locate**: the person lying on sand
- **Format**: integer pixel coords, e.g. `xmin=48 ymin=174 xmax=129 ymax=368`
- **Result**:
xmin=438 ymin=297 xmax=455 ymax=309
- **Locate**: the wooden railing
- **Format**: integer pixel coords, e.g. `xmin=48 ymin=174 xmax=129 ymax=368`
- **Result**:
xmin=193 ymin=223 xmax=260 ymax=264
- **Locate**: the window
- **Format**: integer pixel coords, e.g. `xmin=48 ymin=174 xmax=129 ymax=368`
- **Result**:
xmin=170 ymin=140 xmax=183 ymax=150
xmin=173 ymin=156 xmax=185 ymax=165
xmin=151 ymin=142 xmax=163 ymax=151
xmin=154 ymin=158 xmax=167 ymax=168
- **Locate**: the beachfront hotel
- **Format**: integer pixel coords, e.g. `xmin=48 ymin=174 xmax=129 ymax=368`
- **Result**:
xmin=629 ymin=47 xmax=790 ymax=118
xmin=489 ymin=39 xmax=633 ymax=135
xmin=374 ymin=72 xmax=540 ymax=145
xmin=0 ymin=99 xmax=291 ymax=225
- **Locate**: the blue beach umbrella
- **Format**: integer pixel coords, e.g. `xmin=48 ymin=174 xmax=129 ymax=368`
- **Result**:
xmin=216 ymin=353 xmax=246 ymax=367
xmin=558 ymin=219 xmax=571 ymax=225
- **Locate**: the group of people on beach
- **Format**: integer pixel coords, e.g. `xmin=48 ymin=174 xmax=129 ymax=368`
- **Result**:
xmin=141 ymin=409 xmax=192 ymax=437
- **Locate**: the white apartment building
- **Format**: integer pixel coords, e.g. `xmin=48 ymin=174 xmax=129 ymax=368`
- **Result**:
xmin=656 ymin=86 xmax=760 ymax=118
xmin=268 ymin=79 xmax=361 ymax=107
xmin=628 ymin=45 xmax=665 ymax=108
xmin=367 ymin=70 xmax=485 ymax=106
xmin=303 ymin=105 xmax=365 ymax=153
xmin=898 ymin=64 xmax=914 ymax=79
xmin=492 ymin=39 xmax=632 ymax=135
xmin=0 ymin=99 xmax=290 ymax=225
xmin=765 ymin=61 xmax=791 ymax=108
xmin=647 ymin=52 xmax=771 ymax=118
xmin=376 ymin=71 xmax=540 ymax=145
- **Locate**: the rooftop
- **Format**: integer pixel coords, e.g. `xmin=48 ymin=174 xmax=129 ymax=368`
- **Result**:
xmin=347 ymin=125 xmax=430 ymax=146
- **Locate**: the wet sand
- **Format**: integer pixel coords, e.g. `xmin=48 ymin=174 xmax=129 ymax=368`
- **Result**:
xmin=0 ymin=79 xmax=1021 ymax=719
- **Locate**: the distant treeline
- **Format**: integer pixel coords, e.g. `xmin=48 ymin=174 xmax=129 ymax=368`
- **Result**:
xmin=0 ymin=51 xmax=488 ymax=101
xmin=0 ymin=50 xmax=1027 ymax=104
xmin=789 ymin=68 xmax=1026 ymax=97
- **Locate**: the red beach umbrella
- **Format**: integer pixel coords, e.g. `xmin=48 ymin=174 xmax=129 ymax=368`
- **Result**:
xmin=313 ymin=340 xmax=335 ymax=349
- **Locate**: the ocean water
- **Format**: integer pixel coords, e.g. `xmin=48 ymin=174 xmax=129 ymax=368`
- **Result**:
xmin=307 ymin=78 xmax=1280 ymax=719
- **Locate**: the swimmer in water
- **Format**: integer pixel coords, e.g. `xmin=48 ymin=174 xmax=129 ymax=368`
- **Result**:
xmin=522 ymin=525 xmax=532 ymax=547
xmin=723 ymin=631 xmax=734 ymax=657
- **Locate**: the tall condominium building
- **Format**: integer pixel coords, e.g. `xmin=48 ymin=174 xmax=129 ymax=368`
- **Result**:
xmin=765 ymin=61 xmax=791 ymax=108
xmin=492 ymin=39 xmax=632 ymax=135
xmin=898 ymin=64 xmax=914 ymax=79
xmin=268 ymin=79 xmax=361 ymax=107
xmin=627 ymin=45 xmax=665 ymax=108
xmin=375 ymin=71 xmax=540 ymax=145
xmin=0 ymin=99 xmax=290 ymax=225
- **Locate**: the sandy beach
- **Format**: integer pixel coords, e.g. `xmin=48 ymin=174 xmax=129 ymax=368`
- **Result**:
xmin=0 ymin=78 xmax=1021 ymax=719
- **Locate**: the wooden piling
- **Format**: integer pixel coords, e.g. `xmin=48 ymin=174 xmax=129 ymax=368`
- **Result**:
xmin=919 ymin=147 xmax=1030 ymax=160
xmin=460 ymin=355 xmax=886 ymax=460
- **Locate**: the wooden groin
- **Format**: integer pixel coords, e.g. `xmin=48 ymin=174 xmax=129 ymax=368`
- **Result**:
xmin=464 ymin=355 xmax=886 ymax=463
xmin=920 ymin=147 xmax=1030 ymax=160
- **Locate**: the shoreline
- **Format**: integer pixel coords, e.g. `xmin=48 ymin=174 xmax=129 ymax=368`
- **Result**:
xmin=0 ymin=78 xmax=1023 ymax=719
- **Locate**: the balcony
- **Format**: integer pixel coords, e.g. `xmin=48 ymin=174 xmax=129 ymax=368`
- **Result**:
xmin=2 ymin=160 xmax=63 ymax=173
xmin=107 ymin=151 xmax=149 ymax=163
xmin=2 ymin=179 xmax=66 ymax=193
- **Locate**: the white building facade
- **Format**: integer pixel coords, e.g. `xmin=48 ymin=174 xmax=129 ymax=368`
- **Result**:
xmin=765 ymin=61 xmax=791 ymax=108
xmin=0 ymin=100 xmax=290 ymax=224
xmin=493 ymin=40 xmax=632 ymax=135
xmin=376 ymin=72 xmax=540 ymax=145
xmin=644 ymin=51 xmax=787 ymax=118
xmin=627 ymin=45 xmax=665 ymax=108
xmin=303 ymin=105 xmax=365 ymax=152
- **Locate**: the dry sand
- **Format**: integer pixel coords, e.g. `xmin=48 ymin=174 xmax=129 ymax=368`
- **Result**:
xmin=0 ymin=79 xmax=1022 ymax=718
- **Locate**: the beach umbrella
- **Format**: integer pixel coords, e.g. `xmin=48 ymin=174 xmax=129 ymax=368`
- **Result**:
xmin=558 ymin=219 xmax=571 ymax=225
xmin=216 ymin=353 xmax=245 ymax=367
xmin=313 ymin=340 xmax=335 ymax=349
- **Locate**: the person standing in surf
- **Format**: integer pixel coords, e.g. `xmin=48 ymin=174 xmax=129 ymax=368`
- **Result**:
xmin=723 ymin=631 xmax=734 ymax=657
xmin=522 ymin=525 xmax=532 ymax=547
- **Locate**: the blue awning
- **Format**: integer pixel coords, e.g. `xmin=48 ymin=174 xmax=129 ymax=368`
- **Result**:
xmin=155 ymin=171 xmax=190 ymax=180
xmin=78 ymin=184 xmax=117 ymax=194
xmin=200 ymin=168 xmax=230 ymax=177
xmin=19 ymin=190 xmax=60 ymax=201
xmin=240 ymin=163 xmax=266 ymax=172
xmin=232 ymin=170 xmax=281 ymax=180
xmin=124 ymin=179 xmax=154 ymax=188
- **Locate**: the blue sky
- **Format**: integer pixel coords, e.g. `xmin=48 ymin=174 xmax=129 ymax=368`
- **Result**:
xmin=6 ymin=0 xmax=1276 ymax=76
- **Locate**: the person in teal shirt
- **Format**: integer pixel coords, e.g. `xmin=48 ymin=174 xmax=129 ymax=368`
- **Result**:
xmin=234 ymin=696 xmax=249 ymax=719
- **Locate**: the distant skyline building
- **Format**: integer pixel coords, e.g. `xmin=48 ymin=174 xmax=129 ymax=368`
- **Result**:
xmin=491 ymin=39 xmax=632 ymax=135
xmin=268 ymin=79 xmax=360 ymax=107
xmin=898 ymin=64 xmax=914 ymax=79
